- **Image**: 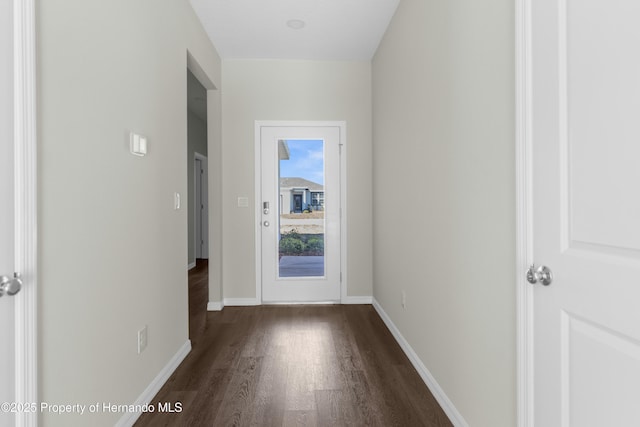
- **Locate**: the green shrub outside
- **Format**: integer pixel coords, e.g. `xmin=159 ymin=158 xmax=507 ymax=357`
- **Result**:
xmin=279 ymin=229 xmax=324 ymax=256
xmin=305 ymin=237 xmax=324 ymax=253
xmin=280 ymin=237 xmax=305 ymax=254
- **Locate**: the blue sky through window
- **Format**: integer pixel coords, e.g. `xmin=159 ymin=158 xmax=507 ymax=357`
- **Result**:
xmin=279 ymin=139 xmax=324 ymax=185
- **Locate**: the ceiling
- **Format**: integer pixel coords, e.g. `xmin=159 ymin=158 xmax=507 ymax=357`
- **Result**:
xmin=189 ymin=0 xmax=400 ymax=60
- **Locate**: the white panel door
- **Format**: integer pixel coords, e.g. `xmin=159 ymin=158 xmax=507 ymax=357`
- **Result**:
xmin=259 ymin=124 xmax=342 ymax=302
xmin=0 ymin=0 xmax=16 ymax=425
xmin=532 ymin=1 xmax=640 ymax=425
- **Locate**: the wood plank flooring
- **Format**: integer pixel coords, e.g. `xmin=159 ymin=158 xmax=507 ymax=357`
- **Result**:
xmin=135 ymin=262 xmax=452 ymax=427
xmin=189 ymin=259 xmax=209 ymax=346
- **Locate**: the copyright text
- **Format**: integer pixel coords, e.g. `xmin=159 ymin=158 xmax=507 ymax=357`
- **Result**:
xmin=1 ymin=401 xmax=182 ymax=415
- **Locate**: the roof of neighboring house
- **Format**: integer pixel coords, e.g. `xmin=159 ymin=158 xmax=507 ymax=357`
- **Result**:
xmin=278 ymin=140 xmax=290 ymax=160
xmin=280 ymin=177 xmax=324 ymax=191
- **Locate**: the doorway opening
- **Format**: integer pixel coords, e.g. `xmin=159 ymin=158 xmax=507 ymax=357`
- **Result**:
xmin=187 ymin=68 xmax=209 ymax=343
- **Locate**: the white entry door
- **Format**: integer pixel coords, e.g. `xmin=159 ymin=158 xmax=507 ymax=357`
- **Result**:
xmin=258 ymin=123 xmax=343 ymax=303
xmin=0 ymin=1 xmax=16 ymax=424
xmin=531 ymin=1 xmax=640 ymax=425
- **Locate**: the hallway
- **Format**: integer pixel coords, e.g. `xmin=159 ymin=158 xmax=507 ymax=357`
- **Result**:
xmin=31 ymin=1 xmax=519 ymax=425
xmin=135 ymin=264 xmax=451 ymax=426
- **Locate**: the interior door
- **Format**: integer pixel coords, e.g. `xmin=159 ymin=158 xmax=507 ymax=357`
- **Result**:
xmin=532 ymin=1 xmax=640 ymax=425
xmin=194 ymin=156 xmax=210 ymax=259
xmin=259 ymin=124 xmax=342 ymax=302
xmin=0 ymin=0 xmax=16 ymax=424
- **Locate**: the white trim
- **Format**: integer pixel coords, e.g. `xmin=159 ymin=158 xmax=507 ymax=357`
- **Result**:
xmin=515 ymin=0 xmax=535 ymax=426
xmin=207 ymin=301 xmax=224 ymax=311
xmin=188 ymin=262 xmax=196 ymax=270
xmin=254 ymin=121 xmax=262 ymax=303
xmin=224 ymin=298 xmax=260 ymax=306
xmin=254 ymin=121 xmax=347 ymax=304
xmin=13 ymin=1 xmax=38 ymax=426
xmin=372 ymin=299 xmax=468 ymax=427
xmin=341 ymin=296 xmax=372 ymax=304
xmin=194 ymin=152 xmax=209 ymax=260
xmin=116 ymin=340 xmax=192 ymax=427
xmin=338 ymin=125 xmax=349 ymax=304
xmin=262 ymin=300 xmax=339 ymax=305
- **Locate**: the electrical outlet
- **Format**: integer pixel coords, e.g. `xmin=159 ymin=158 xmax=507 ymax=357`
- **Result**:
xmin=138 ymin=325 xmax=148 ymax=354
xmin=401 ymin=290 xmax=406 ymax=309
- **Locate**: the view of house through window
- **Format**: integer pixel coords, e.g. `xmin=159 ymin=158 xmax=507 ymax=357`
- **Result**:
xmin=278 ymin=139 xmax=325 ymax=278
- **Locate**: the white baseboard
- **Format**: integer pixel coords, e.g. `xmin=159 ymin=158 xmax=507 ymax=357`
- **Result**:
xmin=372 ymin=299 xmax=469 ymax=427
xmin=341 ymin=296 xmax=373 ymax=304
xmin=187 ymin=262 xmax=196 ymax=270
xmin=224 ymin=298 xmax=261 ymax=306
xmin=116 ymin=340 xmax=192 ymax=427
xmin=210 ymin=297 xmax=372 ymax=308
xmin=207 ymin=301 xmax=224 ymax=311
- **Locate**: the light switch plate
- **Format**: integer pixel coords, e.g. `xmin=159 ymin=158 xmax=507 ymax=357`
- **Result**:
xmin=130 ymin=132 xmax=147 ymax=156
xmin=237 ymin=197 xmax=249 ymax=208
xmin=138 ymin=325 xmax=148 ymax=354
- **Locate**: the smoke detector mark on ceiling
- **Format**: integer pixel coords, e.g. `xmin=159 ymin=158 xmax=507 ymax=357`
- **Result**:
xmin=286 ymin=19 xmax=306 ymax=30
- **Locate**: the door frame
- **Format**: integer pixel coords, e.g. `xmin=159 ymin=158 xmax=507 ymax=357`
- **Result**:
xmin=194 ymin=152 xmax=209 ymax=259
xmin=13 ymin=0 xmax=38 ymax=425
xmin=515 ymin=0 xmax=534 ymax=426
xmin=254 ymin=121 xmax=347 ymax=304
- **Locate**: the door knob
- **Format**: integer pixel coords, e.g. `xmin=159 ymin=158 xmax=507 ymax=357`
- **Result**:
xmin=0 ymin=273 xmax=23 ymax=297
xmin=526 ymin=264 xmax=553 ymax=286
xmin=263 ymin=221 xmax=270 ymax=227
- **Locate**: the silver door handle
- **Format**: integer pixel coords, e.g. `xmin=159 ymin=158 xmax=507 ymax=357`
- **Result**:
xmin=0 ymin=273 xmax=23 ymax=297
xmin=526 ymin=264 xmax=553 ymax=286
xmin=263 ymin=201 xmax=270 ymax=215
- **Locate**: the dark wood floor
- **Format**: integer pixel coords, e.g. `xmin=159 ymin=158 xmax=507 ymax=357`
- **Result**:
xmin=189 ymin=259 xmax=209 ymax=346
xmin=135 ymin=261 xmax=452 ymax=427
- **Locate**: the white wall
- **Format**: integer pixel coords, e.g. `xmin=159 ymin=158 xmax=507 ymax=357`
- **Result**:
xmin=372 ymin=1 xmax=516 ymax=426
xmin=221 ymin=60 xmax=372 ymax=299
xmin=37 ymin=1 xmax=221 ymax=425
xmin=206 ymin=83 xmax=223 ymax=304
xmin=0 ymin=0 xmax=15 ymax=420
